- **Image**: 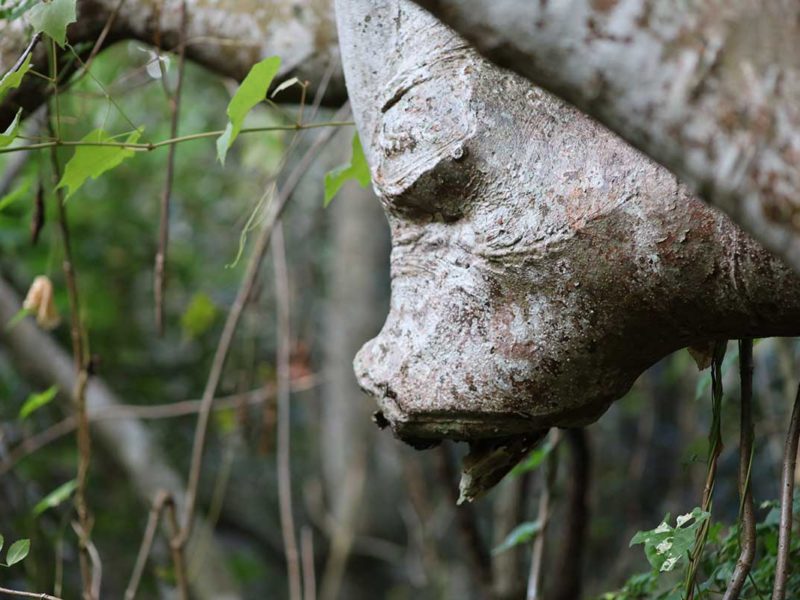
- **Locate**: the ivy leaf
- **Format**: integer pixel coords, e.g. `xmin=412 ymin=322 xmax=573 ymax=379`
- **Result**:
xmin=630 ymin=508 xmax=709 ymax=573
xmin=0 ymin=53 xmax=32 ymax=103
xmin=0 ymin=108 xmax=22 ymax=148
xmin=32 ymin=479 xmax=77 ymax=516
xmin=6 ymin=538 xmax=30 ymax=566
xmin=181 ymin=292 xmax=217 ymax=339
xmin=492 ymin=520 xmax=542 ymax=555
xmin=323 ymin=132 xmax=370 ymax=206
xmin=216 ymin=56 xmax=281 ymax=165
xmin=27 ymin=0 xmax=77 ymax=47
xmin=57 ymin=129 xmax=141 ymax=199
xmin=19 ymin=385 xmax=58 ymax=419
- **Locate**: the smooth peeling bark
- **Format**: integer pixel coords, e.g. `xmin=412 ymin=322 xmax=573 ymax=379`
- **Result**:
xmin=412 ymin=0 xmax=800 ymax=275
xmin=0 ymin=0 xmax=344 ymax=127
xmin=335 ymin=0 xmax=800 ymax=445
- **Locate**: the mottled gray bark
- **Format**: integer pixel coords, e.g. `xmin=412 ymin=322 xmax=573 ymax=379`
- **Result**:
xmin=335 ymin=1 xmax=800 ymax=448
xmin=0 ymin=277 xmax=241 ymax=600
xmin=1 ymin=0 xmax=343 ymax=127
xmin=411 ymin=0 xmax=800 ymax=275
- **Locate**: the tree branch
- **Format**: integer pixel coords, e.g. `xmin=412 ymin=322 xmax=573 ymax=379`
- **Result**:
xmin=1 ymin=0 xmax=344 ymax=127
xmin=412 ymin=0 xmax=800 ymax=273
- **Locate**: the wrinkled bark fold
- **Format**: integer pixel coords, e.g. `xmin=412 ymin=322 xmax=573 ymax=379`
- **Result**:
xmin=335 ymin=0 xmax=800 ymax=447
xmin=412 ymin=0 xmax=800 ymax=275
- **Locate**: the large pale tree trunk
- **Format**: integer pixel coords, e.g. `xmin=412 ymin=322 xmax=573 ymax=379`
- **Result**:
xmin=334 ymin=0 xmax=800 ymax=492
xmin=411 ymin=0 xmax=800 ymax=274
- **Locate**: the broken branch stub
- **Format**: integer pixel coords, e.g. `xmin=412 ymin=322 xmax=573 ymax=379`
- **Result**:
xmin=336 ymin=1 xmax=800 ymax=466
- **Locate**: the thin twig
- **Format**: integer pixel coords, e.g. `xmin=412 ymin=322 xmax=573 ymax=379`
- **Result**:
xmin=273 ymin=222 xmax=303 ymax=600
xmin=177 ymin=102 xmax=350 ymax=544
xmin=552 ymin=428 xmax=590 ymax=600
xmin=49 ymin=114 xmax=95 ymax=600
xmin=0 ymin=376 xmax=317 ymax=475
xmin=771 ymin=379 xmax=800 ymax=600
xmin=69 ymin=521 xmax=102 ymax=600
xmin=0 ymin=586 xmax=63 ymax=600
xmin=527 ymin=429 xmax=561 ymax=600
xmin=164 ymin=497 xmax=189 ymax=600
xmin=73 ymin=0 xmax=127 ymax=86
xmin=1 ymin=32 xmax=42 ymax=81
xmin=723 ymin=339 xmax=756 ymax=600
xmin=301 ymin=526 xmax=317 ymax=600
xmin=0 ymin=120 xmax=354 ymax=155
xmin=123 ymin=491 xmax=187 ymax=600
xmin=154 ymin=0 xmax=188 ymax=335
xmin=124 ymin=491 xmax=169 ymax=600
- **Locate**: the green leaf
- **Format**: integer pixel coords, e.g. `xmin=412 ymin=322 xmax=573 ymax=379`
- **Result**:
xmin=0 ymin=53 xmax=32 ymax=103
xmin=0 ymin=533 xmax=4 ymax=554
xmin=0 ymin=108 xmax=22 ymax=148
xmin=32 ymin=479 xmax=77 ymax=516
xmin=57 ymin=129 xmax=141 ymax=199
xmin=27 ymin=0 xmax=77 ymax=47
xmin=0 ymin=179 xmax=31 ymax=213
xmin=181 ymin=292 xmax=217 ymax=339
xmin=511 ymin=438 xmax=555 ymax=476
xmin=0 ymin=0 xmax=40 ymax=21
xmin=6 ymin=538 xmax=30 ymax=566
xmin=5 ymin=307 xmax=32 ymax=331
xmin=492 ymin=520 xmax=542 ymax=555
xmin=216 ymin=56 xmax=281 ymax=164
xmin=323 ymin=132 xmax=370 ymax=206
xmin=630 ymin=508 xmax=709 ymax=573
xmin=19 ymin=385 xmax=58 ymax=419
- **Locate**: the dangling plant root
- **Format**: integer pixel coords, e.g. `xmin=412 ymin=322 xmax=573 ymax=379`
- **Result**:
xmin=722 ymin=339 xmax=756 ymax=600
xmin=771 ymin=378 xmax=800 ymax=600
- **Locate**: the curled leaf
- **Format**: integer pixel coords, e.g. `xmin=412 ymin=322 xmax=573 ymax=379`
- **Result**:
xmin=22 ymin=275 xmax=60 ymax=330
xmin=0 ymin=108 xmax=22 ymax=148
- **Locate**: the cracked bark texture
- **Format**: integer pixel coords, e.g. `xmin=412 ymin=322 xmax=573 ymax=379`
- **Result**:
xmin=0 ymin=0 xmax=344 ymax=128
xmin=336 ymin=0 xmax=800 ymax=445
xmin=412 ymin=0 xmax=800 ymax=275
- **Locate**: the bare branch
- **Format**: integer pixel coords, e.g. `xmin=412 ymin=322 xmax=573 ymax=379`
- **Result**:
xmin=552 ymin=429 xmax=590 ymax=600
xmin=527 ymin=429 xmax=561 ymax=600
xmin=1 ymin=0 xmax=344 ymax=126
xmin=178 ymin=102 xmax=349 ymax=543
xmin=0 ymin=586 xmax=63 ymax=600
xmin=154 ymin=0 xmax=188 ymax=335
xmin=273 ymin=221 xmax=303 ymax=600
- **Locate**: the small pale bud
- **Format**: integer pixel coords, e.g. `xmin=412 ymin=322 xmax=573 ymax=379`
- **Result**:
xmin=23 ymin=276 xmax=61 ymax=330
